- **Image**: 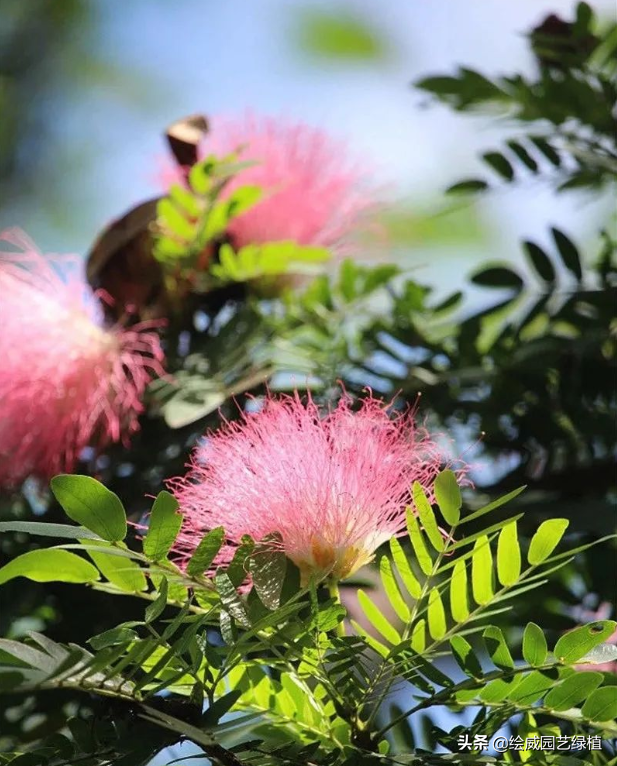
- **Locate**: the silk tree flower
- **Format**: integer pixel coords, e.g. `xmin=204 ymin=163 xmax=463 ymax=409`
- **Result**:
xmin=160 ymin=113 xmax=379 ymax=254
xmin=170 ymin=392 xmax=467 ymax=584
xmin=0 ymin=228 xmax=165 ymax=487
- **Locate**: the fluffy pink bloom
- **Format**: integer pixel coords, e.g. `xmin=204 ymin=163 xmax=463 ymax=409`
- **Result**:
xmin=0 ymin=228 xmax=165 ymax=487
xmin=161 ymin=113 xmax=378 ymax=254
xmin=170 ymin=392 xmax=467 ymax=583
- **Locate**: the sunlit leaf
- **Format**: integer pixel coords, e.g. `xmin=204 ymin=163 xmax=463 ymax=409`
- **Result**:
xmin=294 ymin=8 xmax=389 ymax=63
xmin=523 ymin=622 xmax=548 ymax=666
xmin=358 ymin=590 xmax=400 ymax=645
xmin=187 ymin=527 xmax=225 ymax=578
xmin=143 ymin=491 xmax=182 ymax=561
xmin=0 ymin=549 xmax=99 ymax=586
xmin=471 ymin=536 xmax=493 ymax=605
xmin=450 ymin=635 xmax=482 ymax=678
xmin=544 ymin=671 xmax=603 ymax=712
xmin=413 ymin=482 xmax=444 ymax=552
xmin=390 ymin=538 xmax=422 ymax=599
xmin=581 ymin=687 xmax=617 ymax=721
xmin=427 ymin=588 xmax=446 ymax=640
xmin=380 ymin=556 xmax=411 ymax=622
xmin=496 ymin=520 xmax=520 ymax=586
xmin=483 ymin=626 xmax=514 ymax=669
xmin=434 ymin=469 xmax=461 ymax=526
xmin=554 ymin=621 xmax=617 ymax=663
xmin=86 ymin=540 xmax=147 ymax=593
xmin=50 ymin=475 xmax=127 ymax=542
xmin=528 ymin=519 xmax=569 ymax=565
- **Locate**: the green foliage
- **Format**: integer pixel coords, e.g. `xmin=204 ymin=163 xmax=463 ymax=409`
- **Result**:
xmin=50 ymin=474 xmax=127 ymax=541
xmin=0 ymin=549 xmax=99 ymax=586
xmin=1 ymin=5 xmax=615 ymax=764
xmin=418 ymin=3 xmax=617 ymax=193
xmin=210 ymin=241 xmax=330 ymax=284
xmin=293 ymin=8 xmax=390 ymax=63
xmin=153 ymin=154 xmax=331 ymax=292
xmin=1 ymin=473 xmax=616 ymax=764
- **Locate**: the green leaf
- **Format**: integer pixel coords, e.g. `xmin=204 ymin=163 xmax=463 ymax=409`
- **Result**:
xmin=471 ymin=266 xmax=524 ymax=290
xmin=411 ymin=619 xmax=425 ymax=652
xmin=406 ymin=511 xmax=433 ymax=576
xmin=482 ymin=151 xmax=514 ymax=181
xmin=480 ymin=677 xmax=520 ymax=703
xmin=380 ymin=556 xmax=411 ymax=622
xmin=295 ymin=8 xmax=389 ymax=63
xmin=225 ymin=185 xmax=262 ymax=220
xmin=389 ymin=538 xmax=422 ymax=598
xmin=579 ymin=642 xmax=617 ymax=665
xmin=86 ymin=541 xmax=147 ymax=593
xmin=50 ymin=475 xmax=127 ymax=542
xmin=528 ymin=519 xmax=569 ymax=565
xmin=497 ymin=520 xmax=521 ymax=586
xmin=433 ymin=470 xmax=461 ymax=526
xmin=581 ymin=686 xmax=617 ymax=721
xmin=145 ymin=578 xmax=169 ymax=623
xmin=248 ymin=541 xmax=287 ymax=610
xmin=506 ymin=140 xmax=539 ymax=172
xmin=449 ymin=559 xmax=469 ymax=623
xmin=447 ymin=179 xmax=489 ymax=194
xmin=483 ymin=626 xmax=514 ymax=669
xmin=524 ymin=241 xmax=555 ymax=283
xmin=215 ymin=570 xmax=250 ymax=629
xmin=0 ymin=549 xmax=99 ymax=586
xmin=314 ymin=603 xmax=346 ymax=633
xmin=427 ymin=588 xmax=446 ymax=640
xmin=168 ymin=183 xmax=201 ymax=217
xmin=202 ymin=690 xmax=243 ymax=726
xmin=88 ymin=627 xmax=139 ymax=651
xmin=471 ymin=536 xmax=493 ymax=605
xmin=358 ymin=590 xmax=400 ymax=644
xmin=143 ymin=491 xmax=182 ymax=561
xmin=529 ymin=136 xmax=561 ymax=166
xmin=158 ymin=198 xmax=196 ymax=240
xmin=544 ymin=671 xmax=604 ymax=712
xmin=187 ymin=527 xmax=225 ymax=578
xmin=413 ymin=482 xmax=444 ymax=551
xmin=523 ymin=622 xmax=548 ymax=666
xmin=552 ymin=228 xmax=582 ymax=280
xmin=0 ymin=639 xmax=56 ymax=670
xmin=188 ymin=161 xmax=212 ymax=196
xmin=450 ymin=635 xmax=482 ymax=678
xmin=225 ymin=536 xmax=255 ymax=588
xmin=507 ymin=670 xmax=555 ymax=704
xmin=554 ymin=621 xmax=617 ymax=664
xmin=350 ymin=620 xmax=388 ymax=658
xmin=0 ymin=521 xmax=101 ymax=540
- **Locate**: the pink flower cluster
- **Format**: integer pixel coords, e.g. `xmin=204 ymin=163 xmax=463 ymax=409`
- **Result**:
xmin=161 ymin=113 xmax=378 ymax=255
xmin=170 ymin=392 xmax=466 ymax=583
xmin=0 ymin=229 xmax=164 ymax=487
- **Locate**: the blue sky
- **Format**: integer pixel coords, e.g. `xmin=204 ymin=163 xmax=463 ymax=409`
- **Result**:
xmin=3 ymin=0 xmax=614 ymax=292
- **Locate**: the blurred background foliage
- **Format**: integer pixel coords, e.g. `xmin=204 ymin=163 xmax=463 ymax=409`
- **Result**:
xmin=0 ymin=0 xmax=615 ymax=760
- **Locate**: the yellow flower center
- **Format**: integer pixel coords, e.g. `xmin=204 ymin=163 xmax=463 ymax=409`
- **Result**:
xmin=292 ymin=537 xmax=375 ymax=584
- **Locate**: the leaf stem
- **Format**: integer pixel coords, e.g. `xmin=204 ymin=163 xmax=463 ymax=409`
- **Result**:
xmin=327 ymin=579 xmax=346 ymax=637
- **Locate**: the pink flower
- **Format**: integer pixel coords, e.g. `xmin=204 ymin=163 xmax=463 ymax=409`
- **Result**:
xmin=161 ymin=113 xmax=378 ymax=254
xmin=170 ymin=392 xmax=466 ymax=583
xmin=0 ymin=229 xmax=165 ymax=487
